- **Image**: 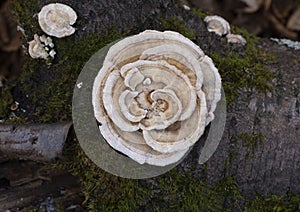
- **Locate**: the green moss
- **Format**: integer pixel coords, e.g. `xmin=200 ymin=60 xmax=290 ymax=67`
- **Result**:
xmin=37 ymin=32 xmax=123 ymax=123
xmin=192 ymin=8 xmax=276 ymax=105
xmin=160 ymin=17 xmax=196 ymax=40
xmin=192 ymin=8 xmax=211 ymax=19
xmin=15 ymin=31 xmax=123 ymax=123
xmin=244 ymin=192 xmax=300 ymax=212
xmin=216 ymin=176 xmax=243 ymax=211
xmin=56 ymin=138 xmax=227 ymax=211
xmin=54 ymin=133 xmax=300 ymax=211
xmin=12 ymin=0 xmax=42 ymax=37
xmin=162 ymin=11 xmax=276 ymax=106
xmin=0 ymin=87 xmax=13 ymax=118
xmin=210 ymin=28 xmax=275 ymax=104
xmin=11 ymin=0 xmax=125 ymax=123
xmin=225 ymin=147 xmax=238 ymax=167
xmin=236 ymin=133 xmax=264 ymax=159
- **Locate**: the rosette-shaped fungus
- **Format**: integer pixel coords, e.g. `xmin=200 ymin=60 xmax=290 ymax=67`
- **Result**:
xmin=38 ymin=3 xmax=77 ymax=38
xmin=92 ymin=30 xmax=221 ymax=166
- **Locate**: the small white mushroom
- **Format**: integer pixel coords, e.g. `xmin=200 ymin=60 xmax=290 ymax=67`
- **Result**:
xmin=38 ymin=3 xmax=77 ymax=38
xmin=49 ymin=49 xmax=56 ymax=58
xmin=183 ymin=5 xmax=190 ymax=11
xmin=49 ymin=42 xmax=55 ymax=48
xmin=92 ymin=30 xmax=222 ymax=166
xmin=28 ymin=34 xmax=49 ymax=59
xmin=39 ymin=35 xmax=47 ymax=43
xmin=204 ymin=15 xmax=231 ymax=36
xmin=45 ymin=37 xmax=53 ymax=46
xmin=226 ymin=34 xmax=247 ymax=45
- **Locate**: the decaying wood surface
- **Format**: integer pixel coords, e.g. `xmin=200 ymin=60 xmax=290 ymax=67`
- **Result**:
xmin=0 ymin=122 xmax=72 ymax=162
xmin=200 ymin=40 xmax=300 ymax=197
xmin=0 ymin=161 xmax=83 ymax=211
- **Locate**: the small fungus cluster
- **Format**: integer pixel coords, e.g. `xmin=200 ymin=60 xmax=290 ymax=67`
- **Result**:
xmin=28 ymin=3 xmax=77 ymax=60
xmin=92 ymin=30 xmax=222 ymax=166
xmin=28 ymin=34 xmax=55 ymax=60
xmin=204 ymin=15 xmax=247 ymax=45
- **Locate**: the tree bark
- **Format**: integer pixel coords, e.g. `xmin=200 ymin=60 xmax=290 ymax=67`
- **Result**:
xmin=203 ymin=40 xmax=300 ymax=197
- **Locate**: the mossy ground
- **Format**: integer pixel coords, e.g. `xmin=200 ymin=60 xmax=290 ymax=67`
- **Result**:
xmin=2 ymin=1 xmax=299 ymax=211
xmin=160 ymin=17 xmax=196 ymax=40
xmin=56 ymin=137 xmax=228 ymax=211
xmin=0 ymin=87 xmax=13 ymax=118
xmin=3 ymin=0 xmax=124 ymax=124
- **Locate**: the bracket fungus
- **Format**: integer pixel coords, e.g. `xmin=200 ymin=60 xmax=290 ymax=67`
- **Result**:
xmin=38 ymin=3 xmax=77 ymax=38
xmin=226 ymin=34 xmax=247 ymax=45
xmin=204 ymin=15 xmax=247 ymax=45
xmin=204 ymin=15 xmax=230 ymax=36
xmin=92 ymin=30 xmax=222 ymax=166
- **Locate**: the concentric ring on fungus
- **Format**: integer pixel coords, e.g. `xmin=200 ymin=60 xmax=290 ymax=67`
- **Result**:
xmin=92 ymin=30 xmax=222 ymax=166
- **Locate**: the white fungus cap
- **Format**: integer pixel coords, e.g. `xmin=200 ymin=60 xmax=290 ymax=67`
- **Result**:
xmin=38 ymin=3 xmax=77 ymax=38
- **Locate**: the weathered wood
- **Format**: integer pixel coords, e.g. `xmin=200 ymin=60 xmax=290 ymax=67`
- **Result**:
xmin=202 ymin=40 xmax=300 ymax=197
xmin=0 ymin=161 xmax=83 ymax=211
xmin=0 ymin=122 xmax=72 ymax=162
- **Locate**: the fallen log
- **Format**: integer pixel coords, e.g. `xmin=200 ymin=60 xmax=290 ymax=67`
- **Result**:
xmin=0 ymin=122 xmax=72 ymax=162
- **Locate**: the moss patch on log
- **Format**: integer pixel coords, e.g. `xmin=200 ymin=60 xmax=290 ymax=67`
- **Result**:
xmin=159 ymin=14 xmax=276 ymax=105
xmin=236 ymin=133 xmax=264 ymax=159
xmin=10 ymin=32 xmax=123 ymax=124
xmin=210 ymin=27 xmax=276 ymax=105
xmin=56 ymin=138 xmax=227 ymax=211
xmin=56 ymin=137 xmax=300 ymax=211
xmin=160 ymin=16 xmax=196 ymax=40
xmin=1 ymin=0 xmax=124 ymax=124
xmin=0 ymin=87 xmax=13 ymax=118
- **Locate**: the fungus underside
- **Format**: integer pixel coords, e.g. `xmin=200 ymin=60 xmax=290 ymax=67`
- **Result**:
xmin=1 ymin=1 xmax=298 ymax=210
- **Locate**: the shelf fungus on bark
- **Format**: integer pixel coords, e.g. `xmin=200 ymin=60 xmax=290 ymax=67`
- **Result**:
xmin=204 ymin=15 xmax=230 ymax=36
xmin=38 ymin=3 xmax=77 ymax=38
xmin=92 ymin=30 xmax=222 ymax=166
xmin=226 ymin=34 xmax=247 ymax=45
